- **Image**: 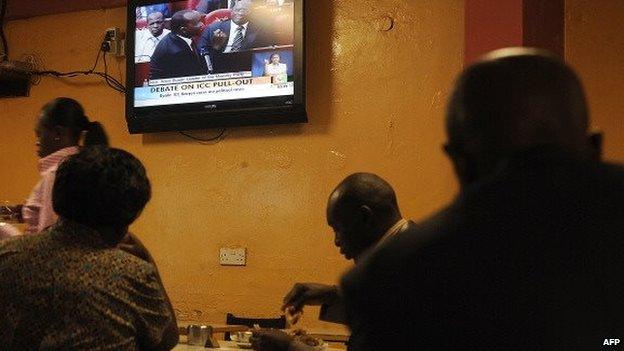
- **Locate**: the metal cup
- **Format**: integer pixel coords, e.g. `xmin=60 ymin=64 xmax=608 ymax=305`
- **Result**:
xmin=187 ymin=325 xmax=210 ymax=346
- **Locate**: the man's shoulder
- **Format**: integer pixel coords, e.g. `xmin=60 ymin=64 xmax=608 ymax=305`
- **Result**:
xmin=0 ymin=232 xmax=59 ymax=287
xmin=160 ymin=32 xmax=185 ymax=45
xmin=153 ymin=34 xmax=184 ymax=55
xmin=207 ymin=20 xmax=230 ymax=32
xmin=159 ymin=32 xmax=176 ymax=44
xmin=94 ymin=248 xmax=158 ymax=278
xmin=0 ymin=231 xmax=53 ymax=255
xmin=40 ymin=157 xmax=67 ymax=180
xmin=596 ymin=161 xmax=624 ymax=186
xmin=342 ymin=207 xmax=458 ymax=291
xmin=377 ymin=208 xmax=457 ymax=261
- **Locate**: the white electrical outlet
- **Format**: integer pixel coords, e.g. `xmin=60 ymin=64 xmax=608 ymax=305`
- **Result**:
xmin=104 ymin=27 xmax=125 ymax=57
xmin=220 ymin=247 xmax=246 ymax=266
xmin=105 ymin=27 xmax=120 ymax=40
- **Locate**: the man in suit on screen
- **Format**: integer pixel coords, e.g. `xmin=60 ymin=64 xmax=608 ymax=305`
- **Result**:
xmin=150 ymin=10 xmax=208 ymax=79
xmin=198 ymin=0 xmax=271 ymax=73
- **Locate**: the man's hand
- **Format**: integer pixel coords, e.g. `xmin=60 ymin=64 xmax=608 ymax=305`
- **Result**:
xmin=281 ymin=283 xmax=339 ymax=324
xmin=211 ymin=29 xmax=228 ymax=50
xmin=250 ymin=329 xmax=293 ymax=351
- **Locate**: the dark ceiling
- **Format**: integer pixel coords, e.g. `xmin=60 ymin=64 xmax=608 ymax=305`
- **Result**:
xmin=6 ymin=0 xmax=126 ymax=21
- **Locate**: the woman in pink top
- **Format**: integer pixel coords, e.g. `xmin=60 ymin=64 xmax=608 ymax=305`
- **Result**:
xmin=0 ymin=98 xmax=109 ymax=238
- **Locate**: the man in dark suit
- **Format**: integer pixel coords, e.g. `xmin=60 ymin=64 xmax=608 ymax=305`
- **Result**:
xmin=341 ymin=48 xmax=624 ymax=351
xmin=198 ymin=0 xmax=271 ymax=73
xmin=150 ymin=10 xmax=208 ymax=79
xmin=250 ymin=173 xmax=416 ymax=351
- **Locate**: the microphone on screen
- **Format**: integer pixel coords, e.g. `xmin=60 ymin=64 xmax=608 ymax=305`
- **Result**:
xmin=200 ymin=48 xmax=213 ymax=74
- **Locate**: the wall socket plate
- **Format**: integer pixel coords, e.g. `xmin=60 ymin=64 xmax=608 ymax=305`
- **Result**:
xmin=105 ymin=27 xmax=120 ymax=40
xmin=220 ymin=247 xmax=246 ymax=266
xmin=104 ymin=27 xmax=125 ymax=57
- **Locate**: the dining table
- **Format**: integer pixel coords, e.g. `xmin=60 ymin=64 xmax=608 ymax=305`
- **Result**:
xmin=173 ymin=339 xmax=345 ymax=350
xmin=173 ymin=340 xmax=247 ymax=350
xmin=175 ymin=322 xmax=348 ymax=350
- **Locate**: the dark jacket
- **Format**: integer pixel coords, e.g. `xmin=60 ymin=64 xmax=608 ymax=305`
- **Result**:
xmin=150 ymin=33 xmax=208 ymax=79
xmin=319 ymin=222 xmax=418 ymax=327
xmin=342 ymin=146 xmax=624 ymax=351
xmin=198 ymin=19 xmax=270 ymax=55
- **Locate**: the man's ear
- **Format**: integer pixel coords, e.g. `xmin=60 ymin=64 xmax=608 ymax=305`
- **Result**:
xmin=588 ymin=129 xmax=603 ymax=161
xmin=358 ymin=205 xmax=373 ymax=225
xmin=52 ymin=125 xmax=67 ymax=141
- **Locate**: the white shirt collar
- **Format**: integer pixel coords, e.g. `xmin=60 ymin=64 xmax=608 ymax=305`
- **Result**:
xmin=38 ymin=146 xmax=80 ymax=174
xmin=176 ymin=34 xmax=194 ymax=50
xmin=375 ymin=218 xmax=409 ymax=249
xmin=233 ymin=22 xmax=249 ymax=31
xmin=224 ymin=22 xmax=250 ymax=53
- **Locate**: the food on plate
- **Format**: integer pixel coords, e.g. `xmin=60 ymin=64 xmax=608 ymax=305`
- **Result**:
xmin=290 ymin=329 xmax=323 ymax=347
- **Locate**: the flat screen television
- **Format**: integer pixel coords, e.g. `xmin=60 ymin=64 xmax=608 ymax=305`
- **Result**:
xmin=125 ymin=0 xmax=306 ymax=133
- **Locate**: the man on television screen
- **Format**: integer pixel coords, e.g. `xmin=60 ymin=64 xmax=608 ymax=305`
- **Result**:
xmin=150 ymin=10 xmax=208 ymax=79
xmin=135 ymin=12 xmax=171 ymax=63
xmin=199 ymin=0 xmax=271 ymax=72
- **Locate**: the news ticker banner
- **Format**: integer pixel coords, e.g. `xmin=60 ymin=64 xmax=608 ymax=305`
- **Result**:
xmin=134 ymin=74 xmax=292 ymax=107
xmin=149 ymin=71 xmax=254 ymax=85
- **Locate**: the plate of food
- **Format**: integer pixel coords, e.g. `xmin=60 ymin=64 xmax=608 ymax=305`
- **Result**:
xmin=290 ymin=329 xmax=328 ymax=350
xmin=230 ymin=331 xmax=253 ymax=349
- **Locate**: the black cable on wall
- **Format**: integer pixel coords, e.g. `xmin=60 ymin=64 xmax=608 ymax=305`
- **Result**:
xmin=0 ymin=0 xmax=9 ymax=60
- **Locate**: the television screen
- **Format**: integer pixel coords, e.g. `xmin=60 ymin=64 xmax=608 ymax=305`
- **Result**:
xmin=126 ymin=0 xmax=306 ymax=133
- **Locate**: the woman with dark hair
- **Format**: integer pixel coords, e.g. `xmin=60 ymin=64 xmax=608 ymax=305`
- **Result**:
xmin=0 ymin=146 xmax=179 ymax=349
xmin=0 ymin=97 xmax=109 ymax=238
xmin=263 ymin=53 xmax=288 ymax=77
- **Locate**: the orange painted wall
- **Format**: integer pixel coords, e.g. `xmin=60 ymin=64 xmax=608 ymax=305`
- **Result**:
xmin=464 ymin=0 xmax=523 ymax=63
xmin=0 ymin=1 xmax=463 ymax=332
xmin=565 ymin=0 xmax=624 ymax=163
